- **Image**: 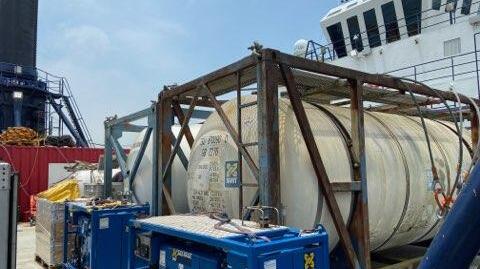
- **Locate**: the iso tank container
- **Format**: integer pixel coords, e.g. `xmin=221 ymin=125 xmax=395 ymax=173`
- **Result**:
xmin=127 ymin=125 xmax=202 ymax=213
xmin=186 ymin=96 xmax=472 ymax=251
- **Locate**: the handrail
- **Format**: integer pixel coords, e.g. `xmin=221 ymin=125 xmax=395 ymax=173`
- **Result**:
xmin=0 ymin=61 xmax=94 ymax=146
xmin=310 ymin=0 xmax=480 ymax=62
xmin=385 ymin=50 xmax=479 ymax=88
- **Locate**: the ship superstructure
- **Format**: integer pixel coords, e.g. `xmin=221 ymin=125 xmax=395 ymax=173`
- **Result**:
xmin=296 ymin=0 xmax=480 ymax=97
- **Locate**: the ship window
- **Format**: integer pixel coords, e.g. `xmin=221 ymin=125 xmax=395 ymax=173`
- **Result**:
xmin=462 ymin=0 xmax=472 ymax=14
xmin=327 ymin=22 xmax=348 ymax=58
xmin=445 ymin=0 xmax=458 ymax=11
xmin=363 ymin=9 xmax=382 ymax=48
xmin=401 ymin=0 xmax=422 ymax=36
xmin=382 ymin=2 xmax=401 ymax=43
xmin=432 ymin=0 xmax=441 ymax=10
xmin=347 ymin=16 xmax=364 ymax=51
xmin=444 ymin=38 xmax=461 ymax=57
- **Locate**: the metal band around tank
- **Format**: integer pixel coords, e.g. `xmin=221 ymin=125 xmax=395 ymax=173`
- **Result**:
xmin=405 ymin=117 xmax=453 ymax=243
xmin=309 ymin=103 xmax=357 ymax=231
xmin=366 ymin=112 xmax=411 ymax=251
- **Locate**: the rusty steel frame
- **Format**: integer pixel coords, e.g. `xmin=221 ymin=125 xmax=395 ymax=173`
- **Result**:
xmin=154 ymin=48 xmax=480 ymax=269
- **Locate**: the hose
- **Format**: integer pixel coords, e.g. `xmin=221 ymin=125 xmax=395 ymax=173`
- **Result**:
xmin=448 ymin=84 xmax=464 ymax=198
xmin=209 ymin=212 xmax=271 ymax=242
xmin=386 ymin=76 xmax=463 ymax=216
xmin=393 ymin=79 xmax=442 ymax=186
xmin=457 ymin=94 xmax=480 ymax=174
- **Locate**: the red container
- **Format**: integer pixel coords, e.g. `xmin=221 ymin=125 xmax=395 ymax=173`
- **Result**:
xmin=0 ymin=145 xmax=104 ymax=221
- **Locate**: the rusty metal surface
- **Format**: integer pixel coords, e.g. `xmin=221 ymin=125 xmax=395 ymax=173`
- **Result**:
xmin=280 ymin=63 xmax=359 ymax=268
xmin=257 ymin=52 xmax=281 ymax=223
xmin=171 ymin=100 xmax=195 ymax=147
xmin=348 ymin=79 xmax=372 ymax=269
xmin=274 ymin=49 xmax=478 ymax=105
xmin=236 ymin=72 xmax=244 ymax=218
xmin=472 ymin=106 xmax=479 ymax=151
xmin=157 ymin=96 xmax=173 ymax=215
xmin=165 ymin=55 xmax=258 ymax=98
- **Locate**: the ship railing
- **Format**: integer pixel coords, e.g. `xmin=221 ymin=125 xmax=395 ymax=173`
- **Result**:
xmin=307 ymin=0 xmax=480 ymax=62
xmin=386 ymin=50 xmax=479 ymax=85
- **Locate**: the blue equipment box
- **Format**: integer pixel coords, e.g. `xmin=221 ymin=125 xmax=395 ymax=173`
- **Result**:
xmin=128 ymin=215 xmax=329 ymax=269
xmin=63 ymin=201 xmax=149 ymax=269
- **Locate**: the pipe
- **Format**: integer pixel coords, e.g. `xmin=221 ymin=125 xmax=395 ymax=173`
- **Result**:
xmin=418 ymin=160 xmax=480 ymax=269
xmin=12 ymin=97 xmax=22 ymax=127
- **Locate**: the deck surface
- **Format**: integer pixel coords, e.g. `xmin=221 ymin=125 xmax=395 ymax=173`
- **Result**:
xmin=16 ymin=223 xmax=43 ymax=269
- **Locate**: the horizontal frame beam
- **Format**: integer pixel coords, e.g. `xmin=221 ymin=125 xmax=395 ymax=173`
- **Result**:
xmin=105 ymin=107 xmax=154 ymax=127
xmin=273 ymin=49 xmax=478 ymax=105
xmin=164 ymin=54 xmax=258 ymax=98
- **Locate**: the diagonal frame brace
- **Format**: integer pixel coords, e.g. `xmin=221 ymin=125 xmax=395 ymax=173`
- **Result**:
xmin=171 ymin=100 xmax=195 ymax=148
xmin=160 ymin=91 xmax=199 ymax=214
xmin=279 ymin=62 xmax=360 ymax=269
xmin=129 ymin=127 xmax=152 ymax=187
xmin=170 ymin=131 xmax=189 ymax=169
xmin=109 ymin=134 xmax=128 ymax=179
xmin=161 ymin=95 xmax=198 ymax=182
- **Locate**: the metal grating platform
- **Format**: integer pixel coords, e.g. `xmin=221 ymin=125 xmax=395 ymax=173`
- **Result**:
xmin=136 ymin=215 xmax=286 ymax=239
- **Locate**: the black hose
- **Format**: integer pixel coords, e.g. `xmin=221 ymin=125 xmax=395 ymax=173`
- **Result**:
xmin=386 ymin=76 xmax=463 ymax=215
xmin=392 ymin=79 xmax=442 ymax=185
xmin=398 ymin=78 xmax=463 ymax=201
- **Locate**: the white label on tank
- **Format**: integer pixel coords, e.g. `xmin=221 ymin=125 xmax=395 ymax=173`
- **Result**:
xmin=99 ymin=217 xmax=109 ymax=229
xmin=190 ymin=134 xmax=229 ymax=213
xmin=178 ymin=264 xmax=184 ymax=269
xmin=159 ymin=250 xmax=166 ymax=267
xmin=264 ymin=259 xmax=277 ymax=269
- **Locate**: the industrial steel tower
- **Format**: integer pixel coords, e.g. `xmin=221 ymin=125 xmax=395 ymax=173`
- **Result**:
xmin=0 ymin=0 xmax=92 ymax=146
xmin=0 ymin=0 xmax=47 ymax=133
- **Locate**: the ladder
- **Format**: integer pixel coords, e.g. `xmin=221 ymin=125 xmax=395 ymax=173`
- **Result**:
xmin=236 ymin=87 xmax=259 ymax=217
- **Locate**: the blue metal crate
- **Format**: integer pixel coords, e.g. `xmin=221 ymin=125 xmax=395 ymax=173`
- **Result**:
xmin=127 ymin=215 xmax=329 ymax=269
xmin=63 ymin=202 xmax=149 ymax=269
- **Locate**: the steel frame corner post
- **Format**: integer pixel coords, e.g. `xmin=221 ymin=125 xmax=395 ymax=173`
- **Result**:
xmin=236 ymin=71 xmax=244 ymax=218
xmin=110 ymin=128 xmax=128 ymax=181
xmin=103 ymin=121 xmax=113 ymax=198
xmin=471 ymin=105 xmax=479 ymax=151
xmin=257 ymin=50 xmax=281 ymax=224
xmin=156 ymin=93 xmax=173 ymax=216
xmin=148 ymin=104 xmax=159 ymax=216
xmin=348 ymin=79 xmax=371 ymax=269
xmin=278 ymin=60 xmax=359 ymax=269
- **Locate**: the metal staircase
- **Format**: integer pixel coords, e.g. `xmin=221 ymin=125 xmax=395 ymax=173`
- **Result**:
xmin=39 ymin=68 xmax=94 ymax=147
xmin=0 ymin=61 xmax=93 ymax=147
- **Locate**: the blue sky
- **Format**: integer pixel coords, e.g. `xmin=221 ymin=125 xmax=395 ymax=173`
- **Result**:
xmin=37 ymin=0 xmax=337 ymax=144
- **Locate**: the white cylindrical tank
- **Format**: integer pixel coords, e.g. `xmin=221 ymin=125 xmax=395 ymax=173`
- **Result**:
xmin=186 ymin=96 xmax=471 ymax=251
xmin=127 ymin=124 xmax=201 ymax=213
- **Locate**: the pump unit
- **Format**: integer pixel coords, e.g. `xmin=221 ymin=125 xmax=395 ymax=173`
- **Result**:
xmin=128 ymin=214 xmax=329 ymax=269
xmin=63 ymin=201 xmax=149 ymax=269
